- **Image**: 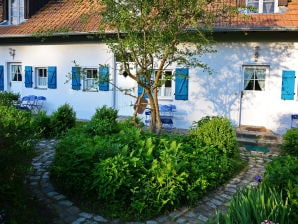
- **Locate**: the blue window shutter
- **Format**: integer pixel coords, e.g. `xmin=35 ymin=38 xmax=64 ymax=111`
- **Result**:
xmin=71 ymin=67 xmax=81 ymax=90
xmin=48 ymin=66 xmax=57 ymax=89
xmin=25 ymin=66 xmax=33 ymax=88
xmin=175 ymin=68 xmax=189 ymax=100
xmin=99 ymin=66 xmax=109 ymax=91
xmin=137 ymin=77 xmax=148 ymax=98
xmin=281 ymin=70 xmax=295 ymax=100
xmin=0 ymin=65 xmax=4 ymax=91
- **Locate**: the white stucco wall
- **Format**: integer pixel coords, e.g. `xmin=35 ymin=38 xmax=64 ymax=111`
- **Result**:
xmin=1 ymin=40 xmax=298 ymax=134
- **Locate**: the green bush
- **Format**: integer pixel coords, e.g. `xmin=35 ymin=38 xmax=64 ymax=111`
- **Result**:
xmin=190 ymin=116 xmax=238 ymax=158
xmin=0 ymin=105 xmax=35 ymax=150
xmin=31 ymin=110 xmax=52 ymax=138
xmin=282 ymin=128 xmax=298 ymax=156
xmin=50 ymin=103 xmax=76 ymax=137
xmin=0 ymin=91 xmax=19 ymax=107
xmin=263 ymin=155 xmax=298 ymax=222
xmin=212 ymin=184 xmax=291 ymax=224
xmin=85 ymin=105 xmax=119 ymax=136
xmin=51 ymin=116 xmax=244 ymax=220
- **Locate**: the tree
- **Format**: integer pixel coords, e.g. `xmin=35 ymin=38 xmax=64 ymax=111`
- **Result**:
xmin=84 ymin=0 xmax=236 ymax=134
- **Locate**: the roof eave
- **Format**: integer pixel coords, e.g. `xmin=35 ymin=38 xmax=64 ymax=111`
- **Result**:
xmin=0 ymin=27 xmax=297 ymax=39
xmin=212 ymin=26 xmax=298 ymax=32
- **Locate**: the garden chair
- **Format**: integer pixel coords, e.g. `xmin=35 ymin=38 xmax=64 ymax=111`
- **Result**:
xmin=31 ymin=96 xmax=46 ymax=112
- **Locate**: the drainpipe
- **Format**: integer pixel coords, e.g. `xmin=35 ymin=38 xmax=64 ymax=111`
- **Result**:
xmin=112 ymin=55 xmax=117 ymax=109
xmin=239 ymin=91 xmax=244 ymax=127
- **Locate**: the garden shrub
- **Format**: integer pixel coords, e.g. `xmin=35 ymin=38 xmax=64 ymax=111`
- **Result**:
xmin=281 ymin=128 xmax=298 ymax=156
xmin=31 ymin=110 xmax=52 ymax=139
xmin=0 ymin=105 xmax=35 ymax=150
xmin=51 ymin=115 xmax=244 ymax=220
xmin=85 ymin=105 xmax=119 ymax=136
xmin=0 ymin=103 xmax=53 ymax=223
xmin=212 ymin=184 xmax=291 ymax=224
xmin=263 ymin=155 xmax=298 ymax=222
xmin=0 ymin=91 xmax=19 ymax=107
xmin=50 ymin=103 xmax=76 ymax=137
xmin=190 ymin=116 xmax=238 ymax=158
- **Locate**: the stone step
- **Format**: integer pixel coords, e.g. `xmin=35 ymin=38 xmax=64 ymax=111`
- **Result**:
xmin=236 ymin=130 xmax=280 ymax=142
xmin=237 ymin=137 xmax=282 ymax=147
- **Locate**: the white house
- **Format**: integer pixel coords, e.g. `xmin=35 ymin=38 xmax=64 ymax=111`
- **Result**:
xmin=0 ymin=0 xmax=298 ymax=134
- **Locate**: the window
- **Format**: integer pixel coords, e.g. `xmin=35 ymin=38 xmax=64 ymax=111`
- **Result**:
xmin=158 ymin=70 xmax=172 ymax=98
xmin=155 ymin=70 xmax=173 ymax=98
xmin=9 ymin=0 xmax=25 ymax=25
xmin=83 ymin=68 xmax=98 ymax=91
xmin=10 ymin=64 xmax=22 ymax=81
xmin=243 ymin=66 xmax=267 ymax=91
xmin=36 ymin=67 xmax=47 ymax=88
xmin=243 ymin=0 xmax=278 ymax=14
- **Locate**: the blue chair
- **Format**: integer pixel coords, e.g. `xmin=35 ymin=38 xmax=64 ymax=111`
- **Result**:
xmin=145 ymin=110 xmax=151 ymax=126
xmin=159 ymin=104 xmax=175 ymax=129
xmin=291 ymin=114 xmax=298 ymax=128
xmin=32 ymin=96 xmax=46 ymax=112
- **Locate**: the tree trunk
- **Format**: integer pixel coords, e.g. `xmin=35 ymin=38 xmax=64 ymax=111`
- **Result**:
xmin=147 ymin=91 xmax=162 ymax=134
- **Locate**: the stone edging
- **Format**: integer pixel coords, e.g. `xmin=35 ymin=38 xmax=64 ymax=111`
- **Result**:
xmin=26 ymin=139 xmax=279 ymax=224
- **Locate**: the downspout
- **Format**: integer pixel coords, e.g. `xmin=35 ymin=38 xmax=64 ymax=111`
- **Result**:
xmin=112 ymin=55 xmax=117 ymax=109
xmin=239 ymin=91 xmax=243 ymax=127
xmin=238 ymin=65 xmax=244 ymax=127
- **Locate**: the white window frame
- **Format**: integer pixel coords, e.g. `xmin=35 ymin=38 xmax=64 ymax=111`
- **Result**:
xmin=9 ymin=0 xmax=25 ymax=25
xmin=154 ymin=70 xmax=173 ymax=99
xmin=36 ymin=67 xmax=47 ymax=89
xmin=10 ymin=63 xmax=22 ymax=82
xmin=243 ymin=65 xmax=268 ymax=91
xmin=83 ymin=68 xmax=98 ymax=91
xmin=246 ymin=0 xmax=278 ymax=14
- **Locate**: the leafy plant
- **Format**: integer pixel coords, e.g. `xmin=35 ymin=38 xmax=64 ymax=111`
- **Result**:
xmin=50 ymin=103 xmax=76 ymax=137
xmin=50 ymin=112 xmax=244 ymax=220
xmin=85 ymin=105 xmax=119 ymax=136
xmin=190 ymin=116 xmax=238 ymax=158
xmin=263 ymin=155 xmax=298 ymax=222
xmin=211 ymin=184 xmax=291 ymax=224
xmin=281 ymin=128 xmax=298 ymax=156
xmin=31 ymin=110 xmax=52 ymax=138
xmin=0 ymin=91 xmax=19 ymax=107
xmin=0 ymin=105 xmax=35 ymax=150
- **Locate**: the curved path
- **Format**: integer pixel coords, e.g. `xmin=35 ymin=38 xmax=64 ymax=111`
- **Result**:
xmin=26 ymin=139 xmax=279 ymax=224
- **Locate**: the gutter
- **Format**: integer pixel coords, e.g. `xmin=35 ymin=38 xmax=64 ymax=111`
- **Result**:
xmin=212 ymin=26 xmax=298 ymax=32
xmin=1 ymin=26 xmax=298 ymax=40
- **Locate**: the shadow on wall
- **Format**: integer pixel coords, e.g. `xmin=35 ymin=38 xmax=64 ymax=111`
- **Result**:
xmin=183 ymin=41 xmax=296 ymax=128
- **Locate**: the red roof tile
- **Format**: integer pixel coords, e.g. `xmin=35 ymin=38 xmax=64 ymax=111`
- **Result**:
xmin=0 ymin=0 xmax=297 ymax=38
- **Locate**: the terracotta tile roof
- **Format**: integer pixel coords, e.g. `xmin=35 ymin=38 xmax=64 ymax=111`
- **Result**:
xmin=0 ymin=0 xmax=102 ymax=37
xmin=214 ymin=0 xmax=298 ymax=30
xmin=0 ymin=0 xmax=297 ymax=38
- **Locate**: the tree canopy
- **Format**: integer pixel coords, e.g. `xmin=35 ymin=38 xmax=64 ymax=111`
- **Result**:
xmin=82 ymin=0 xmax=236 ymax=133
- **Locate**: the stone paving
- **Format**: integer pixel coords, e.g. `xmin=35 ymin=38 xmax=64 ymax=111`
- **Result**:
xmin=25 ymin=139 xmax=280 ymax=224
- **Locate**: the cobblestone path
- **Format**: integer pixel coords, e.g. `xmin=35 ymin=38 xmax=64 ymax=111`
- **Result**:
xmin=26 ymin=139 xmax=279 ymax=224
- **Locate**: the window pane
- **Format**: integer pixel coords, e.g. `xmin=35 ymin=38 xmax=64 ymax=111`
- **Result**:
xmin=11 ymin=65 xmax=22 ymax=81
xmin=243 ymin=66 xmax=267 ymax=91
xmin=244 ymin=68 xmax=254 ymax=80
xmin=263 ymin=0 xmax=274 ymax=13
xmin=37 ymin=68 xmax=47 ymax=87
xmin=164 ymin=87 xmax=171 ymax=96
xmin=84 ymin=68 xmax=98 ymax=90
xmin=256 ymin=69 xmax=266 ymax=80
xmin=247 ymin=0 xmax=259 ymax=13
xmin=245 ymin=80 xmax=254 ymax=90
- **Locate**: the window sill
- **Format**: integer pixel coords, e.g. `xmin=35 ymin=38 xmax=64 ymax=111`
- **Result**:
xmin=159 ymin=97 xmax=173 ymax=101
xmin=35 ymin=87 xmax=47 ymax=90
xmin=83 ymin=89 xmax=98 ymax=92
